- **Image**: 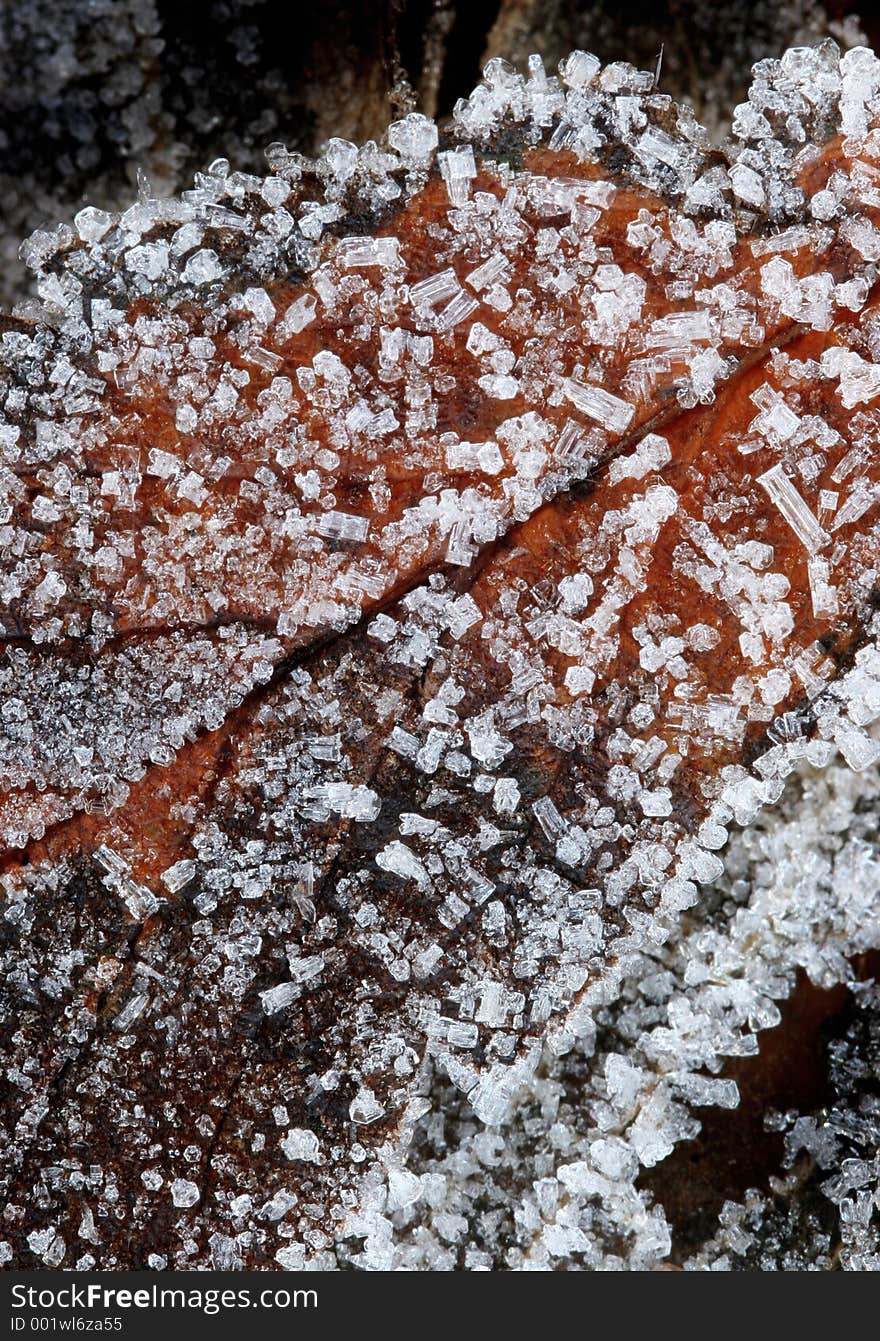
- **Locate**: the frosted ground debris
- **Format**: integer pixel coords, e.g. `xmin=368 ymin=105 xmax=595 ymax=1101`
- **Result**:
xmin=2 ymin=40 xmax=880 ymax=1269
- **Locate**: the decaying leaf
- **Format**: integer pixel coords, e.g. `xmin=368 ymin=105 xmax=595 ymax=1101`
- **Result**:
xmin=4 ymin=41 xmax=880 ymax=1269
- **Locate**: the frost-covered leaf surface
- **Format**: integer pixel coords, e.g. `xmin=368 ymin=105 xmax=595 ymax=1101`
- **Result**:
xmin=3 ymin=42 xmax=880 ymax=1270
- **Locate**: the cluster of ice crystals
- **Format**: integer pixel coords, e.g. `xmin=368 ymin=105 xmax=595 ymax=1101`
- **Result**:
xmin=354 ymin=739 xmax=880 ymax=1270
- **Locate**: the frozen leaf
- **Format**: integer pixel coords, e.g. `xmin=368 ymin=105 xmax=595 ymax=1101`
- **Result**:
xmin=5 ymin=41 xmax=880 ymax=1270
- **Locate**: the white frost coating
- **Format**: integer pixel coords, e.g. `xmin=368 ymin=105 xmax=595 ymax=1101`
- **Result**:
xmin=5 ymin=31 xmax=880 ymax=1277
xmin=382 ymin=722 xmax=880 ymax=1269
